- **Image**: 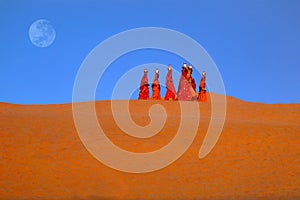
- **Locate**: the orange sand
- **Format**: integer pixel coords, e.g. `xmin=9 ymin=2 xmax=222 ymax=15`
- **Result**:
xmin=0 ymin=94 xmax=299 ymax=199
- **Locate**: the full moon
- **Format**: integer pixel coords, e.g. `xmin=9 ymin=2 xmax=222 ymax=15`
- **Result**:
xmin=29 ymin=19 xmax=56 ymax=48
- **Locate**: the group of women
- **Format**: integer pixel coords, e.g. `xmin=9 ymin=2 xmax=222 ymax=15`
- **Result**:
xmin=138 ymin=63 xmax=207 ymax=102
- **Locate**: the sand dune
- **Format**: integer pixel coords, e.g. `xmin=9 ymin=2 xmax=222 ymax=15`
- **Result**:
xmin=0 ymin=94 xmax=299 ymax=199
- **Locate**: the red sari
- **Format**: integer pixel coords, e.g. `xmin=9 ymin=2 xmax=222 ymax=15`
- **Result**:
xmin=138 ymin=71 xmax=149 ymax=100
xmin=151 ymin=72 xmax=161 ymax=100
xmin=198 ymin=77 xmax=207 ymax=102
xmin=177 ymin=67 xmax=197 ymax=101
xmin=164 ymin=68 xmax=176 ymax=100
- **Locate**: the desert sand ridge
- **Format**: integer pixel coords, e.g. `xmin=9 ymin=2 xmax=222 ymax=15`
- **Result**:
xmin=0 ymin=94 xmax=299 ymax=199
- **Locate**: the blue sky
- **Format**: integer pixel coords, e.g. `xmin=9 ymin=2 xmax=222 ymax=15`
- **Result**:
xmin=1 ymin=0 xmax=300 ymax=104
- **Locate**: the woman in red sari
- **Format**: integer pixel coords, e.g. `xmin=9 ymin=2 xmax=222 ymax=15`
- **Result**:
xmin=138 ymin=69 xmax=150 ymax=100
xmin=198 ymin=71 xmax=208 ymax=102
xmin=164 ymin=65 xmax=177 ymax=100
xmin=187 ymin=65 xmax=197 ymax=101
xmin=151 ymin=68 xmax=161 ymax=100
xmin=177 ymin=63 xmax=197 ymax=101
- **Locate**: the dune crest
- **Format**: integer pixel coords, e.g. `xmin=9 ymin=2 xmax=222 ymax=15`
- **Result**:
xmin=0 ymin=96 xmax=300 ymax=199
